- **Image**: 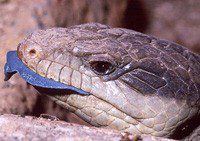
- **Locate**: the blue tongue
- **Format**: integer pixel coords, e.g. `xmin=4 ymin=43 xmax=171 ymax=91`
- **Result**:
xmin=4 ymin=51 xmax=89 ymax=95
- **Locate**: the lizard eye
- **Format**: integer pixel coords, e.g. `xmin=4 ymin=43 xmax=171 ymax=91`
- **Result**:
xmin=90 ymin=61 xmax=115 ymax=75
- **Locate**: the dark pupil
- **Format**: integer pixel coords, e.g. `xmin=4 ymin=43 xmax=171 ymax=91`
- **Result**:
xmin=91 ymin=61 xmax=112 ymax=74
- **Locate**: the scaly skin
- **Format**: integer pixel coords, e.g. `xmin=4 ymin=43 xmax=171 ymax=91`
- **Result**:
xmin=17 ymin=23 xmax=200 ymax=139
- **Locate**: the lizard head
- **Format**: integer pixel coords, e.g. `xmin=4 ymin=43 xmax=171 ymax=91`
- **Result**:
xmin=17 ymin=23 xmax=200 ymax=139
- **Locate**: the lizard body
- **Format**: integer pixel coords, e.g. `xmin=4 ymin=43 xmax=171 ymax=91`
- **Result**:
xmin=8 ymin=23 xmax=200 ymax=139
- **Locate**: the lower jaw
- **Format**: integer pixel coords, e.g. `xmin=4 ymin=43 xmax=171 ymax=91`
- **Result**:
xmin=41 ymin=92 xmax=173 ymax=138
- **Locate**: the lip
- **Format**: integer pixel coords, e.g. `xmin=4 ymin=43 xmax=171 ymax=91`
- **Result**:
xmin=4 ymin=51 xmax=89 ymax=95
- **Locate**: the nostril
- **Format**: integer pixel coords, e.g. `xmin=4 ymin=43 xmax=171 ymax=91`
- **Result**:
xmin=29 ymin=49 xmax=36 ymax=56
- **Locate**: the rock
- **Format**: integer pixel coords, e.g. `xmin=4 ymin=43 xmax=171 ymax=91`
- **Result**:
xmin=0 ymin=114 xmax=175 ymax=141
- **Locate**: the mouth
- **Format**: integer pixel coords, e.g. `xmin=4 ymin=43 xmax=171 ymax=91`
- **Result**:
xmin=4 ymin=51 xmax=89 ymax=96
xmin=4 ymin=51 xmax=143 ymax=134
